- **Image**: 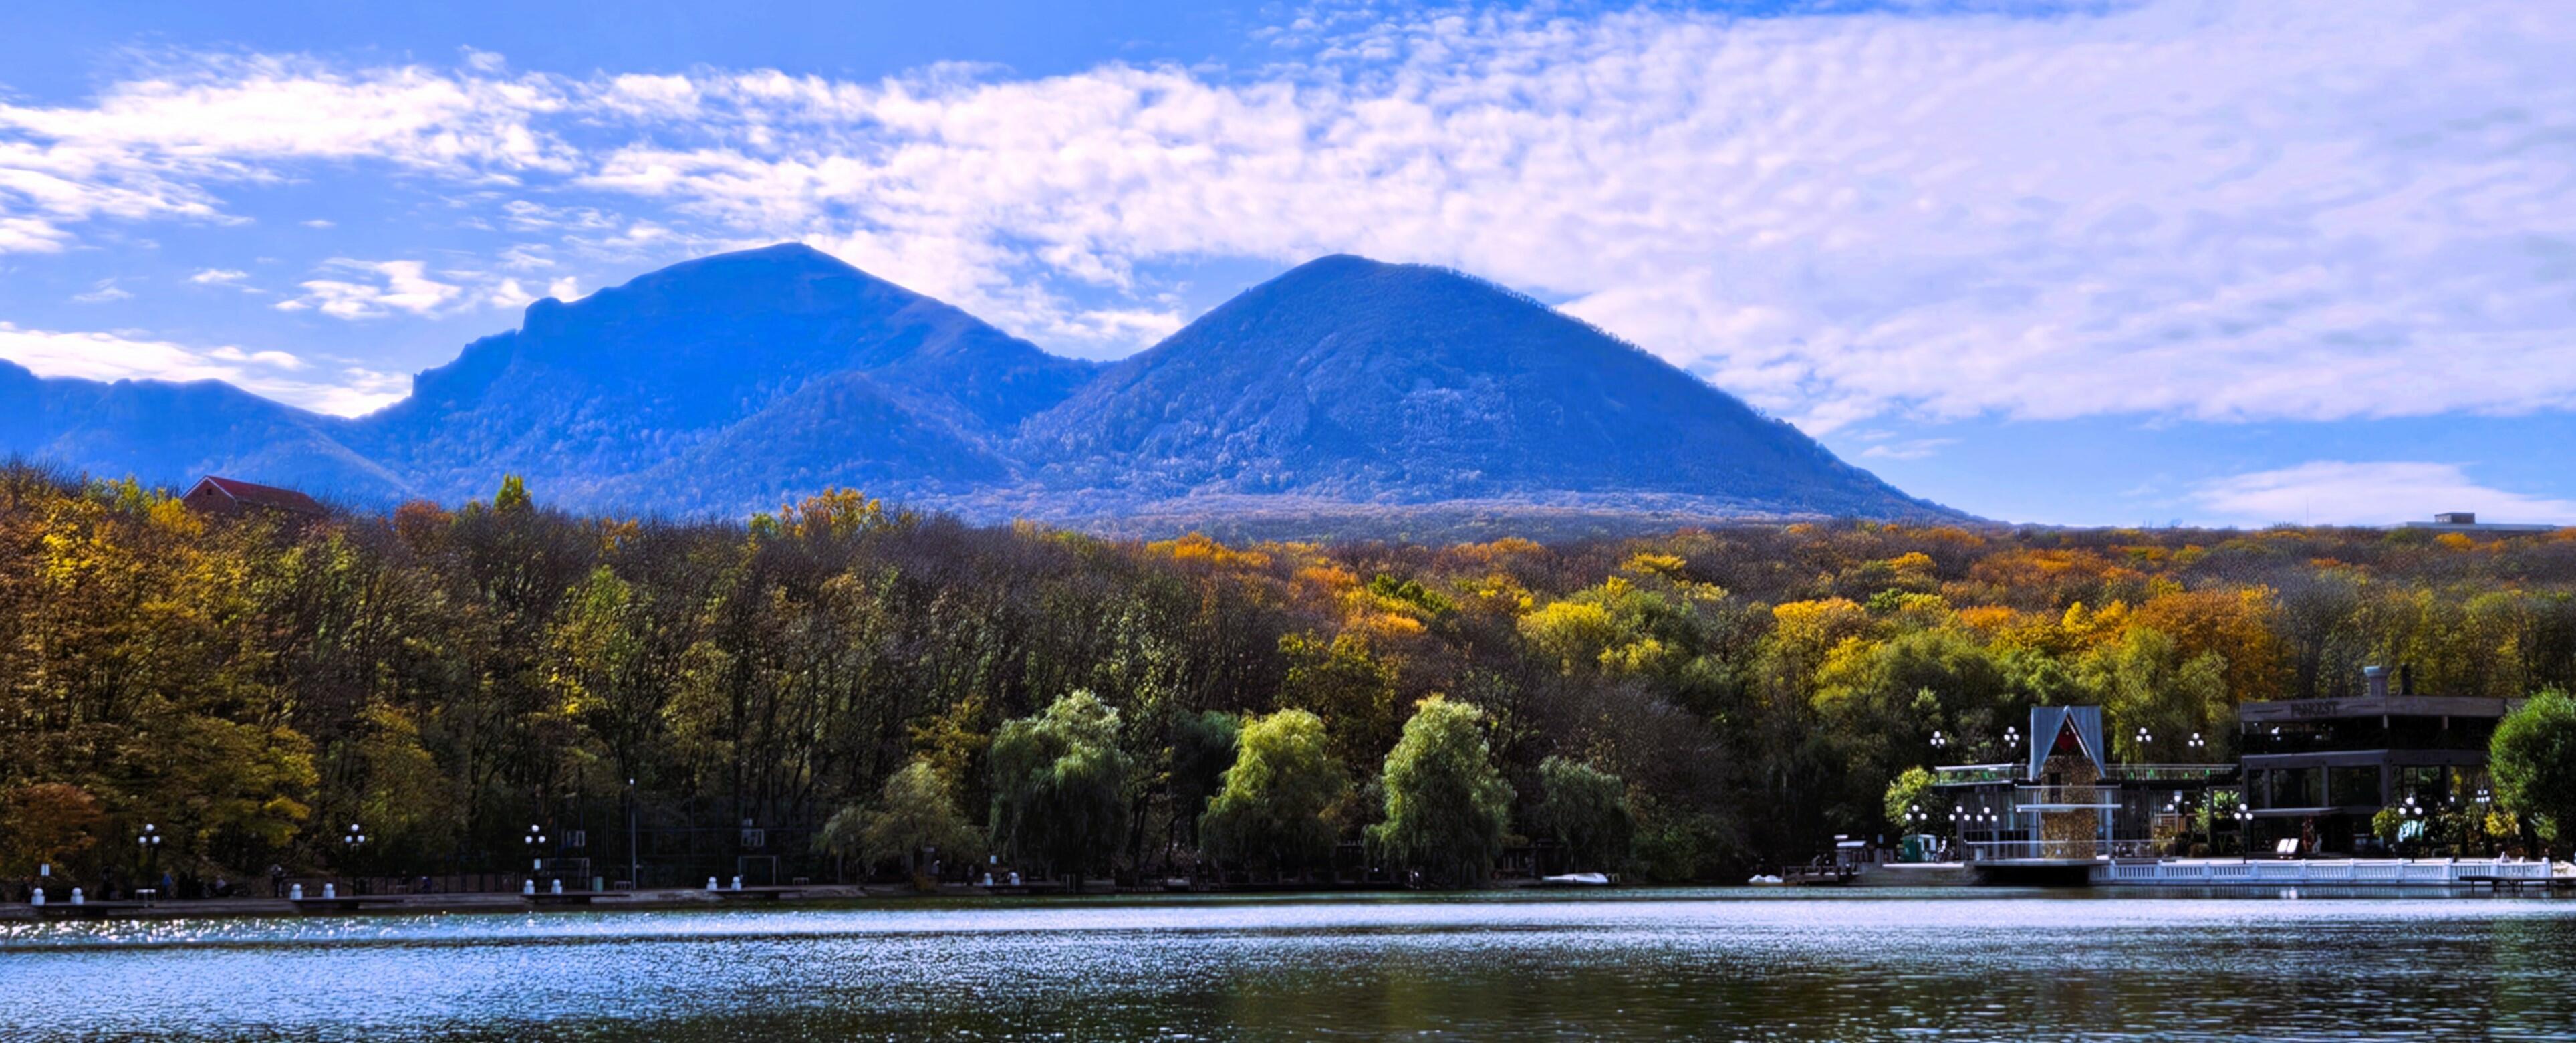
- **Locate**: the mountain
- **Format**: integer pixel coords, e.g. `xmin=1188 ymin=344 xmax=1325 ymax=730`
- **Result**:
xmin=348 ymin=243 xmax=1098 ymax=512
xmin=1013 ymin=255 xmax=1940 ymax=521
xmin=0 ymin=245 xmax=1964 ymax=530
xmin=0 ymin=360 xmax=410 ymax=502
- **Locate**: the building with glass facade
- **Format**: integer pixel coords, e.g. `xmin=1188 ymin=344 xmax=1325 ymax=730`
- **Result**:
xmin=2238 ymin=665 xmax=2517 ymax=854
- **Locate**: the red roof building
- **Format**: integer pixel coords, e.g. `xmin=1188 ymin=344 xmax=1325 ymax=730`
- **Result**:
xmin=181 ymin=476 xmax=328 ymax=518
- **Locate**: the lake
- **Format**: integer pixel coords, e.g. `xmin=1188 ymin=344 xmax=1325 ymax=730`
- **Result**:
xmin=7 ymin=889 xmax=2575 ymax=1039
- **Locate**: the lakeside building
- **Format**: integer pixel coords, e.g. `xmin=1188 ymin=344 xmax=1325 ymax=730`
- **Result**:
xmin=2238 ymin=665 xmax=2517 ymax=854
xmin=1922 ymin=706 xmax=2228 ymax=883
xmin=1919 ymin=666 xmax=2520 ymax=879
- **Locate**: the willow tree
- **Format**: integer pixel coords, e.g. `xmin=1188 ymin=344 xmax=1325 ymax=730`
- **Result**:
xmin=1535 ymin=756 xmax=1634 ymax=872
xmin=819 ymin=760 xmax=980 ymax=883
xmin=989 ymin=690 xmax=1132 ymax=885
xmin=1370 ymin=697 xmax=1514 ymax=887
xmin=1200 ymin=709 xmax=1346 ymax=875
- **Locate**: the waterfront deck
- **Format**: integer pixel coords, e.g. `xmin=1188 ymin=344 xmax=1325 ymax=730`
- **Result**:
xmin=2095 ymin=858 xmax=2560 ymax=887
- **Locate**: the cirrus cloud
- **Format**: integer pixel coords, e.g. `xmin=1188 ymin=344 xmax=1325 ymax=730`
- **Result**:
xmin=2192 ymin=461 xmax=2576 ymax=528
xmin=0 ymin=321 xmax=406 ymax=415
xmin=1 ymin=1 xmax=2571 ymax=438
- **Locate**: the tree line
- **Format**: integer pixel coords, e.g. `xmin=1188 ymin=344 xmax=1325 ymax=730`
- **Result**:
xmin=7 ymin=462 xmax=2576 ymax=890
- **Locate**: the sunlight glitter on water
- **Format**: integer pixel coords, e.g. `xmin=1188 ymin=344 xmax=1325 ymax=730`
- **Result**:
xmin=9 ymin=891 xmax=2576 ymax=1040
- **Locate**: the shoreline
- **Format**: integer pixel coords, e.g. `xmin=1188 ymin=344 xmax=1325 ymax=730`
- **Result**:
xmin=12 ymin=872 xmax=2576 ymax=924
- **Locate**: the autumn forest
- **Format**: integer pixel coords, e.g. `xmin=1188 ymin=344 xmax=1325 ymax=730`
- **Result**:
xmin=9 ymin=463 xmax=2576 ymax=891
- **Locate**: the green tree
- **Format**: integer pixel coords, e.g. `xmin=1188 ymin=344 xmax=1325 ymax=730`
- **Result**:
xmin=2081 ymin=627 xmax=2230 ymax=763
xmin=1370 ymin=697 xmax=1515 ymax=887
xmin=495 ymin=474 xmax=533 ymax=513
xmin=819 ymin=760 xmax=981 ymax=883
xmin=989 ymin=690 xmax=1132 ymax=885
xmin=1200 ymin=709 xmax=1347 ymax=874
xmin=1883 ymin=766 xmax=1936 ymax=832
xmin=1168 ymin=710 xmax=1242 ymax=847
xmin=2491 ymin=687 xmax=2576 ymax=843
xmin=1535 ymin=756 xmax=1634 ymax=871
xmin=1277 ymin=632 xmax=1400 ymax=772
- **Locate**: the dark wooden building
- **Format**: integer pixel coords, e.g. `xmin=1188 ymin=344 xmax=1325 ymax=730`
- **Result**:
xmin=180 ymin=475 xmax=328 ymax=519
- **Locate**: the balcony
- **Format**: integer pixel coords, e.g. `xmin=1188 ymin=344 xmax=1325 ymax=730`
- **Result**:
xmin=1930 ymin=763 xmax=2017 ymax=785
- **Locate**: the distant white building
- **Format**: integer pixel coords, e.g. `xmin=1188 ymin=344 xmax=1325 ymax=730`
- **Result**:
xmin=2396 ymin=511 xmax=2558 ymax=534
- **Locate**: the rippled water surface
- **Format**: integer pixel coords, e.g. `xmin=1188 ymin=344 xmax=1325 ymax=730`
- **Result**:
xmin=9 ymin=889 xmax=2576 ymax=1040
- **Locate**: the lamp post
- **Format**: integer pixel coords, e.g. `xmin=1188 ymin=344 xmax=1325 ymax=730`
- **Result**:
xmin=2476 ymin=786 xmax=2496 ymax=855
xmin=1930 ymin=729 xmax=1948 ymax=752
xmin=342 ymin=823 xmax=368 ymax=891
xmin=626 ymin=778 xmax=640 ymax=893
xmin=136 ymin=823 xmax=162 ymax=885
xmin=2400 ymin=794 xmax=2426 ymax=856
xmin=2234 ymin=803 xmax=2255 ymax=856
xmin=525 ymin=824 xmax=548 ymax=882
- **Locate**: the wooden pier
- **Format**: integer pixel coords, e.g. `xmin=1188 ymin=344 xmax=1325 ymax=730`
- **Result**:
xmin=1781 ymin=864 xmax=1857 ymax=886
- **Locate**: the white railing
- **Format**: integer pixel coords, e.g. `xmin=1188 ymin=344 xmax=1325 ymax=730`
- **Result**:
xmin=2093 ymin=858 xmax=2559 ymax=886
xmin=2105 ymin=762 xmax=2237 ymax=782
xmin=2011 ymin=786 xmax=2120 ymax=808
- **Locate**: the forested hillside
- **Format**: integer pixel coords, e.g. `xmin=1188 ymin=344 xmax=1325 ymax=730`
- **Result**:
xmin=6 ymin=465 xmax=2574 ymax=887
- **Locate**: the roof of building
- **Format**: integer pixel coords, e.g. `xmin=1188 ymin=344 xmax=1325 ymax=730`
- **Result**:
xmin=187 ymin=475 xmax=328 ymax=516
xmin=2236 ymin=694 xmax=2523 ymax=723
xmin=2029 ymin=705 xmax=2105 ymax=780
xmin=2398 ymin=512 xmax=2561 ymax=534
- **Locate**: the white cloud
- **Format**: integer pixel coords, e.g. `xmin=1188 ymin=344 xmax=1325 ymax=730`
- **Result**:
xmin=548 ymin=1 xmax=2576 ymax=401
xmin=498 ymin=243 xmax=555 ymax=269
xmin=300 ymin=218 xmax=334 ymax=228
xmin=188 ymin=267 xmax=248 ymax=285
xmin=69 ymin=278 xmax=131 ymax=303
xmin=1861 ymin=438 xmax=1958 ymax=461
xmin=0 ymin=54 xmax=570 ymax=252
xmin=277 ymin=259 xmax=465 ymax=319
xmin=5 ymin=1 xmax=2575 ymax=433
xmin=499 ymin=198 xmax=616 ymax=232
xmin=0 ymin=321 xmax=403 ymax=415
xmin=2192 ymin=461 xmax=2576 ymax=527
xmin=485 ymin=273 xmax=590 ymax=311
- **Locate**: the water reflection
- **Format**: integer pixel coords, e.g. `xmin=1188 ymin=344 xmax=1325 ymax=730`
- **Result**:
xmin=7 ymin=890 xmax=2576 ymax=1039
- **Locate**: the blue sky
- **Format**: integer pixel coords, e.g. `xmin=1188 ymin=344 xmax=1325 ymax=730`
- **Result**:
xmin=3 ymin=0 xmax=2572 ymax=527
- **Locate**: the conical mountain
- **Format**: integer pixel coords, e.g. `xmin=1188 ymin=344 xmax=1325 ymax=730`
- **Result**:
xmin=0 ymin=245 xmax=1962 ymax=530
xmin=1018 ymin=255 xmax=1946 ymax=519
xmin=351 ymin=242 xmax=1099 ymax=507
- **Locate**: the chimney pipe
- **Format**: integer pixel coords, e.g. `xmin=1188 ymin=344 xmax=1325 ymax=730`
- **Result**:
xmin=2365 ymin=665 xmax=2388 ymax=700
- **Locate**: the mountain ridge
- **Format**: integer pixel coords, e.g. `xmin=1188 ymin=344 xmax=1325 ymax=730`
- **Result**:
xmin=0 ymin=244 xmax=1968 ymax=529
